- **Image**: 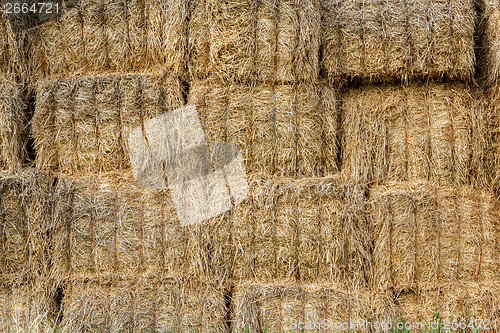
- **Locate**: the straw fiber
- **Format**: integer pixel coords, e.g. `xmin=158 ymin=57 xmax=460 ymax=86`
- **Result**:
xmin=59 ymin=276 xmax=227 ymax=333
xmin=372 ymin=182 xmax=499 ymax=291
xmin=342 ymin=83 xmax=488 ymax=187
xmin=188 ymin=0 xmax=320 ymax=83
xmin=321 ymin=0 xmax=476 ymax=83
xmin=33 ymin=73 xmax=183 ymax=174
xmin=0 ymin=75 xmax=26 ymax=171
xmin=232 ymin=174 xmax=371 ymax=286
xmin=233 ymin=281 xmax=396 ymax=333
xmin=28 ymin=0 xmax=188 ymax=83
xmin=189 ymin=79 xmax=339 ymax=177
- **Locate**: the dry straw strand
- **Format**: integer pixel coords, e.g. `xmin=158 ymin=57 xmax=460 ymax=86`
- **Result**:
xmin=321 ymin=0 xmax=475 ymax=83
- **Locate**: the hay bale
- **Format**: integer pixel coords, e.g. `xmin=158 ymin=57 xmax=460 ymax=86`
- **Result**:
xmin=52 ymin=171 xmax=234 ymax=282
xmin=33 ymin=73 xmax=183 ymax=174
xmin=0 ymin=284 xmax=56 ymax=332
xmin=321 ymin=0 xmax=476 ymax=83
xmin=372 ymin=182 xmax=499 ymax=291
xmin=480 ymin=0 xmax=500 ymax=86
xmin=232 ymin=174 xmax=372 ymax=286
xmin=342 ymin=83 xmax=488 ymax=187
xmin=488 ymin=85 xmax=500 ymax=194
xmin=60 ymin=276 xmax=227 ymax=332
xmin=395 ymin=283 xmax=499 ymax=330
xmin=0 ymin=15 xmax=27 ymax=78
xmin=0 ymin=169 xmax=53 ymax=286
xmin=188 ymin=0 xmax=320 ymax=83
xmin=233 ymin=282 xmax=392 ymax=333
xmin=27 ymin=0 xmax=188 ymax=83
xmin=188 ymin=79 xmax=338 ymax=177
xmin=0 ymin=75 xmax=26 ymax=171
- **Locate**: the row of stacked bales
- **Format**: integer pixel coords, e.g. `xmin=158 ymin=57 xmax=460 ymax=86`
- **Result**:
xmin=335 ymin=0 xmax=500 ymax=328
xmin=21 ymin=0 xmax=226 ymax=331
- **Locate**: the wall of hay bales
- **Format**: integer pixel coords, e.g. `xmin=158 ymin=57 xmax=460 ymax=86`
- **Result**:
xmin=2 ymin=0 xmax=500 ymax=330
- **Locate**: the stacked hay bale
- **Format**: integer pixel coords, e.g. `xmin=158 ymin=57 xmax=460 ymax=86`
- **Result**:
xmin=27 ymin=0 xmax=189 ymax=84
xmin=479 ymin=0 xmax=500 ymax=86
xmin=0 ymin=170 xmax=57 ymax=331
xmin=328 ymin=0 xmax=500 ymax=327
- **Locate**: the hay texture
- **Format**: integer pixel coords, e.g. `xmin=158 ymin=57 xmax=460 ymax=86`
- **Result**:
xmin=189 ymin=79 xmax=338 ymax=177
xmin=52 ymin=171 xmax=234 ymax=283
xmin=233 ymin=281 xmax=395 ymax=333
xmin=232 ymin=174 xmax=371 ymax=286
xmin=0 ymin=15 xmax=26 ymax=78
xmin=395 ymin=283 xmax=500 ymax=330
xmin=59 ymin=276 xmax=227 ymax=333
xmin=188 ymin=0 xmax=320 ymax=83
xmin=33 ymin=73 xmax=183 ymax=174
xmin=321 ymin=0 xmax=476 ymax=83
xmin=489 ymin=85 xmax=500 ymax=193
xmin=28 ymin=0 xmax=188 ymax=83
xmin=342 ymin=83 xmax=488 ymax=186
xmin=0 ymin=169 xmax=53 ymax=286
xmin=0 ymin=75 xmax=26 ymax=171
xmin=480 ymin=0 xmax=500 ymax=86
xmin=372 ymin=182 xmax=499 ymax=291
xmin=0 ymin=284 xmax=57 ymax=332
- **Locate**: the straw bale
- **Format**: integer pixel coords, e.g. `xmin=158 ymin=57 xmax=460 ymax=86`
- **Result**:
xmin=372 ymin=182 xmax=500 ymax=291
xmin=0 ymin=169 xmax=53 ymax=286
xmin=233 ymin=282 xmax=392 ymax=333
xmin=489 ymin=85 xmax=500 ymax=193
xmin=28 ymin=0 xmax=188 ymax=83
xmin=188 ymin=79 xmax=338 ymax=177
xmin=0 ymin=75 xmax=26 ymax=170
xmin=60 ymin=276 xmax=227 ymax=332
xmin=342 ymin=83 xmax=488 ymax=186
xmin=0 ymin=15 xmax=27 ymax=78
xmin=0 ymin=284 xmax=56 ymax=332
xmin=52 ymin=171 xmax=235 ymax=282
xmin=480 ymin=0 xmax=500 ymax=86
xmin=188 ymin=0 xmax=320 ymax=83
xmin=395 ymin=283 xmax=500 ymax=330
xmin=232 ymin=174 xmax=371 ymax=286
xmin=321 ymin=0 xmax=475 ymax=83
xmin=33 ymin=73 xmax=183 ymax=174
